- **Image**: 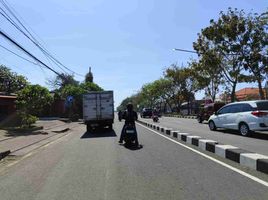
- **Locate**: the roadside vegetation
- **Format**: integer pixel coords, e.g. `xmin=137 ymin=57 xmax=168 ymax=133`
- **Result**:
xmin=0 ymin=66 xmax=103 ymax=128
xmin=118 ymin=8 xmax=268 ymax=114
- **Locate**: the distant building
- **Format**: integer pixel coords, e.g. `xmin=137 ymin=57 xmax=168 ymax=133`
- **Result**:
xmin=219 ymin=87 xmax=267 ymax=102
xmin=0 ymin=93 xmax=16 ymax=121
xmin=180 ymin=100 xmax=205 ymax=115
xmin=235 ymin=87 xmax=266 ymax=101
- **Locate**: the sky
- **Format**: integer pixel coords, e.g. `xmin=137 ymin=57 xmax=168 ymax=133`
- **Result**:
xmin=0 ymin=0 xmax=267 ymax=107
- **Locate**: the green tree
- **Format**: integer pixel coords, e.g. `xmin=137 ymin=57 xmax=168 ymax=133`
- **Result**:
xmin=164 ymin=64 xmax=195 ymax=112
xmin=182 ymin=67 xmax=197 ymax=114
xmin=193 ymin=8 xmax=251 ymax=102
xmin=80 ymin=82 xmax=103 ymax=92
xmin=151 ymin=78 xmax=175 ymax=112
xmin=190 ymin=55 xmax=223 ymax=102
xmin=60 ymin=82 xmax=103 ymax=118
xmin=16 ymin=85 xmax=53 ymax=126
xmin=48 ymin=73 xmax=79 ymax=89
xmin=0 ymin=65 xmax=28 ymax=94
xmin=242 ymin=11 xmax=268 ymax=99
xmin=140 ymin=82 xmax=160 ymax=108
xmin=117 ymin=96 xmax=137 ymax=111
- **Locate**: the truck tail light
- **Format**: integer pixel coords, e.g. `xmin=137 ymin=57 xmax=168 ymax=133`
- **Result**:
xmin=251 ymin=111 xmax=268 ymax=117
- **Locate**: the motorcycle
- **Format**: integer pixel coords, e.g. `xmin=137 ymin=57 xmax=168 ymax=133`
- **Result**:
xmin=152 ymin=114 xmax=159 ymax=122
xmin=123 ymin=123 xmax=137 ymax=146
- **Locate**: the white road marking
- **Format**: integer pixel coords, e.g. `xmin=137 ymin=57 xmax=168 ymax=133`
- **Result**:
xmin=137 ymin=123 xmax=268 ymax=187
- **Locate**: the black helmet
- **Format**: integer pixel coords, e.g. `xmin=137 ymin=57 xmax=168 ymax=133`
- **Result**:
xmin=127 ymin=103 xmax=133 ymax=111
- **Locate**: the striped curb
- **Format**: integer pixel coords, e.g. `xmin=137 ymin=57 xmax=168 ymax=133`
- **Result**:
xmin=137 ymin=120 xmax=268 ymax=175
xmin=199 ymin=139 xmax=218 ymax=151
xmin=257 ymin=159 xmax=268 ymax=174
xmin=186 ymin=136 xmax=202 ymax=145
xmin=163 ymin=114 xmax=196 ymax=119
xmin=165 ymin=128 xmax=172 ymax=135
xmin=215 ymin=145 xmax=239 ymax=158
xmin=178 ymin=133 xmax=190 ymax=142
xmin=225 ymin=148 xmax=252 ymax=163
xmin=240 ymin=153 xmax=268 ymax=170
xmin=172 ymin=131 xmax=179 ymax=138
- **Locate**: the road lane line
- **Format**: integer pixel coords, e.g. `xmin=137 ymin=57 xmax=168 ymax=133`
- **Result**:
xmin=137 ymin=123 xmax=268 ymax=187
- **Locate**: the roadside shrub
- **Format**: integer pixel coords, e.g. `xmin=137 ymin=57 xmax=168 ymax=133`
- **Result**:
xmin=16 ymin=84 xmax=53 ymax=117
xmin=70 ymin=113 xmax=79 ymax=122
xmin=20 ymin=113 xmax=38 ymax=128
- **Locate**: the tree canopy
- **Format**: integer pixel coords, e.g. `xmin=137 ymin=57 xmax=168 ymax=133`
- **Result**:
xmin=118 ymin=8 xmax=268 ymax=113
xmin=0 ymin=65 xmax=28 ymax=94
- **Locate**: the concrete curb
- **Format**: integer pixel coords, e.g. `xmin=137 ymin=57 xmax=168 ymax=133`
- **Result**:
xmin=137 ymin=120 xmax=268 ymax=175
xmin=163 ymin=114 xmax=196 ymax=119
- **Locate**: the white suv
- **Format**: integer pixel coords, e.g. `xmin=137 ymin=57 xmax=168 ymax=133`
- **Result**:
xmin=208 ymin=100 xmax=268 ymax=136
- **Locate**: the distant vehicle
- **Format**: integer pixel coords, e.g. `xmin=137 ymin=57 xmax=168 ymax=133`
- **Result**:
xmin=83 ymin=91 xmax=114 ymax=132
xmin=141 ymin=108 xmax=153 ymax=118
xmin=208 ymin=100 xmax=268 ymax=136
xmin=197 ymin=102 xmax=225 ymax=123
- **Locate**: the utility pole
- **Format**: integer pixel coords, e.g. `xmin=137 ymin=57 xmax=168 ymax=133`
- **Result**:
xmin=265 ymin=80 xmax=268 ymax=100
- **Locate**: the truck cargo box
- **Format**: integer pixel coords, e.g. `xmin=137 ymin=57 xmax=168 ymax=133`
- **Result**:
xmin=83 ymin=91 xmax=114 ymax=131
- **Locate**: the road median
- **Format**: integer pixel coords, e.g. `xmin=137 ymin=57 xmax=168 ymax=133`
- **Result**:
xmin=137 ymin=119 xmax=268 ymax=175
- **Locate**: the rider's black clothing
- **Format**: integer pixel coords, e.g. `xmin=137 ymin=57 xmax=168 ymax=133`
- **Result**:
xmin=119 ymin=110 xmax=139 ymax=144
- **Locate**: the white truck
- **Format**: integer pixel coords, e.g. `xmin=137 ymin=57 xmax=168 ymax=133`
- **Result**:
xmin=83 ymin=91 xmax=114 ymax=131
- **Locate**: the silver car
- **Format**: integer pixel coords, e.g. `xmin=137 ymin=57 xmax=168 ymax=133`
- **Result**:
xmin=208 ymin=100 xmax=268 ymax=136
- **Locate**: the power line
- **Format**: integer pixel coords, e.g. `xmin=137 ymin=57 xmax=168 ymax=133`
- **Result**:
xmin=0 ymin=0 xmax=84 ymax=77
xmin=0 ymin=44 xmax=37 ymax=65
xmin=0 ymin=29 xmax=61 ymax=76
xmin=0 ymin=6 xmax=68 ymax=74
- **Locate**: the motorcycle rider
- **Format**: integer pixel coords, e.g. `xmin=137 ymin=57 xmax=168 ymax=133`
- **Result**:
xmin=118 ymin=103 xmax=139 ymax=145
xmin=152 ymin=108 xmax=159 ymax=122
xmin=118 ymin=110 xmax=122 ymax=121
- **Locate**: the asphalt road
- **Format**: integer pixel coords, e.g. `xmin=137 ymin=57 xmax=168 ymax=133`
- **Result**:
xmin=140 ymin=116 xmax=268 ymax=156
xmin=0 ymin=121 xmax=267 ymax=200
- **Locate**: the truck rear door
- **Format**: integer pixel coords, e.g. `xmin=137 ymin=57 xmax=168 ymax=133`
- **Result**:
xmin=100 ymin=92 xmax=114 ymax=120
xmin=83 ymin=94 xmax=98 ymax=121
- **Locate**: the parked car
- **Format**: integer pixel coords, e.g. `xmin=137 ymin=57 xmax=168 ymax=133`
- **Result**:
xmin=208 ymin=100 xmax=268 ymax=136
xmin=197 ymin=102 xmax=225 ymax=123
xmin=141 ymin=108 xmax=153 ymax=118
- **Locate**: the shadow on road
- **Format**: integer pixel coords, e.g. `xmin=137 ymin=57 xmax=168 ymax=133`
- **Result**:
xmin=3 ymin=130 xmax=48 ymax=138
xmin=119 ymin=143 xmax=143 ymax=151
xmin=216 ymin=129 xmax=268 ymax=140
xmin=80 ymin=129 xmax=117 ymax=139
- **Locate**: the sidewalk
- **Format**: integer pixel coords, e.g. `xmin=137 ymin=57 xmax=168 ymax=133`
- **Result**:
xmin=0 ymin=119 xmax=78 ymax=158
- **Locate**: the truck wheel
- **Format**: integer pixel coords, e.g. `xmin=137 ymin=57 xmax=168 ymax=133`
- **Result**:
xmin=108 ymin=124 xmax=113 ymax=130
xmin=86 ymin=124 xmax=92 ymax=132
